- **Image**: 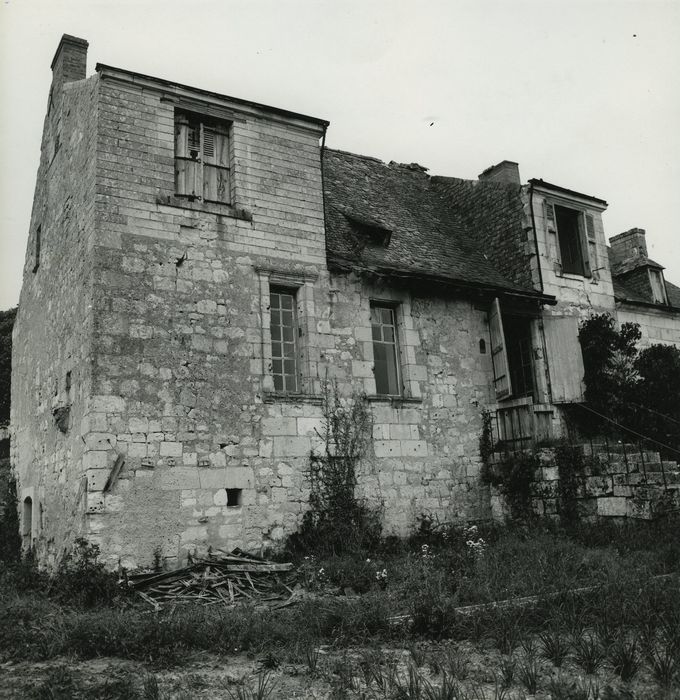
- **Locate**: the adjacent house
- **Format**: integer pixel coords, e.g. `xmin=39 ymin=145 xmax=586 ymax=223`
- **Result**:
xmin=12 ymin=35 xmax=680 ymax=568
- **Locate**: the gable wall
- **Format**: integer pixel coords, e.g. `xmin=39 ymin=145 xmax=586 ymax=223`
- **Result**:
xmin=11 ymin=75 xmax=99 ymax=564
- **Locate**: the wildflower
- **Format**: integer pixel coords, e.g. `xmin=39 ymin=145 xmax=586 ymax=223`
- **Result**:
xmin=366 ymin=558 xmax=371 ymax=563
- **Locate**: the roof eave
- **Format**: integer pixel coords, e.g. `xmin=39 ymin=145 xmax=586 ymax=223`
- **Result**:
xmin=95 ymin=63 xmax=330 ymax=130
xmin=327 ymin=255 xmax=556 ymax=305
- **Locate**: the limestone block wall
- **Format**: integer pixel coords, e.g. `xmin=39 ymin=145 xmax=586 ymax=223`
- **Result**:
xmin=11 ymin=75 xmax=99 ymax=565
xmin=615 ymin=303 xmax=680 ymax=349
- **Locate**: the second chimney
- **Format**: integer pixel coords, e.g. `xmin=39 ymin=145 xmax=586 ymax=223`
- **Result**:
xmin=609 ymin=228 xmax=648 ymax=264
xmin=478 ymin=160 xmax=521 ymax=185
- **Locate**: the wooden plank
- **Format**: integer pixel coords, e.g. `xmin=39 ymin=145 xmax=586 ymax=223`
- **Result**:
xmin=103 ymin=454 xmax=125 ymax=493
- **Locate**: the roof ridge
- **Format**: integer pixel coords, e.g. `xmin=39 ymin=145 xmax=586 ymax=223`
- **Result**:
xmin=324 ymin=147 xmax=384 ymax=164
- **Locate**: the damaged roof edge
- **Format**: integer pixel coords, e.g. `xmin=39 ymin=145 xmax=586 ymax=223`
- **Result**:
xmin=529 ymin=178 xmax=608 ymax=207
xmin=327 ymin=256 xmax=557 ymax=305
xmin=95 ymin=63 xmax=330 ymax=128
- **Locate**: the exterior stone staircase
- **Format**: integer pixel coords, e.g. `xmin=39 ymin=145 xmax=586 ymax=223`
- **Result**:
xmin=489 ymin=441 xmax=680 ymax=522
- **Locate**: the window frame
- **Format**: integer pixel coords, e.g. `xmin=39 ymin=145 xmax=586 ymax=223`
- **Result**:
xmin=256 ymin=268 xmax=319 ymax=398
xmin=545 ymin=201 xmax=598 ymax=279
xmin=174 ymin=110 xmax=231 ymax=204
xmin=370 ymin=302 xmax=403 ymax=397
xmin=269 ymin=286 xmax=300 ymax=394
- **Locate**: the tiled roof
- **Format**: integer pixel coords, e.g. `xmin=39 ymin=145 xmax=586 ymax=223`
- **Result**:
xmin=608 ymin=248 xmax=680 ymax=310
xmin=322 ymin=149 xmax=543 ymax=297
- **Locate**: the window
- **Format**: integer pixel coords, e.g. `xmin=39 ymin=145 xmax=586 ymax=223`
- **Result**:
xmin=270 ymin=288 xmax=299 ymax=392
xmin=226 ymin=489 xmax=242 ymax=507
xmin=175 ymin=111 xmax=230 ymax=203
xmin=32 ymin=226 xmax=41 ymax=273
xmin=371 ymin=304 xmax=401 ymax=396
xmin=546 ymin=203 xmax=597 ymax=277
xmin=504 ymin=316 xmax=535 ymax=399
xmin=649 ymin=269 xmax=668 ymax=304
xmin=22 ymin=497 xmax=33 ymax=549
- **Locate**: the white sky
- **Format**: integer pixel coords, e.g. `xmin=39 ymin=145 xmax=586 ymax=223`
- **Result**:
xmin=1 ymin=0 xmax=679 ymax=310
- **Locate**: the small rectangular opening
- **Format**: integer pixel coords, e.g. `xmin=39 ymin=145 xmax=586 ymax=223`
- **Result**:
xmin=226 ymin=488 xmax=242 ymax=507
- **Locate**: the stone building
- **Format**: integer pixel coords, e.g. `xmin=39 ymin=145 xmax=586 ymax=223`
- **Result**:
xmin=12 ymin=35 xmax=680 ymax=568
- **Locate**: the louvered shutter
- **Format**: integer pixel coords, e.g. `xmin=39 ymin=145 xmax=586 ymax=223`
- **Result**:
xmin=203 ymin=127 xmax=230 ymax=203
xmin=489 ymin=298 xmax=512 ymax=400
xmin=584 ymin=213 xmax=598 ymax=278
xmin=578 ymin=214 xmax=592 ymax=277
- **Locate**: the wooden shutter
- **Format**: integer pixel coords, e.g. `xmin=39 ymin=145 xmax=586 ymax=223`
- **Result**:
xmin=203 ymin=127 xmax=230 ymax=203
xmin=584 ymin=213 xmax=598 ymax=278
xmin=577 ymin=214 xmax=592 ymax=277
xmin=543 ymin=316 xmax=585 ymax=402
xmin=489 ymin=298 xmax=512 ymax=400
xmin=175 ymin=115 xmax=200 ymax=198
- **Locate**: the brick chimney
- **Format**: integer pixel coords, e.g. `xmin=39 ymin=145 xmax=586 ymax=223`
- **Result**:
xmin=609 ymin=228 xmax=648 ymax=266
xmin=478 ymin=160 xmax=521 ymax=185
xmin=50 ymin=34 xmax=88 ymax=97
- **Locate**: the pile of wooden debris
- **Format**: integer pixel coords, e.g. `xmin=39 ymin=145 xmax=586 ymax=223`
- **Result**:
xmin=126 ymin=548 xmax=299 ymax=611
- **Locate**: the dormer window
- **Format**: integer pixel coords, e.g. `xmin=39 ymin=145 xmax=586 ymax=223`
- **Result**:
xmin=344 ymin=213 xmax=392 ymax=248
xmin=545 ymin=202 xmax=597 ymax=278
xmin=649 ymin=269 xmax=668 ymax=304
xmin=175 ymin=111 xmax=231 ymax=203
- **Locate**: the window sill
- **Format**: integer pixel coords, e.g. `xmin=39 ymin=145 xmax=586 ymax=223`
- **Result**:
xmin=262 ymin=392 xmax=324 ymax=405
xmin=157 ymin=195 xmax=253 ymax=221
xmin=366 ymin=395 xmax=422 ymax=406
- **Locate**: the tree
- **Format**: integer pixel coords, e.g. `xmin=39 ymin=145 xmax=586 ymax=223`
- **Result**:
xmin=578 ymin=313 xmax=640 ymax=434
xmin=0 ymin=306 xmax=17 ymax=425
xmin=634 ymin=344 xmax=680 ymax=454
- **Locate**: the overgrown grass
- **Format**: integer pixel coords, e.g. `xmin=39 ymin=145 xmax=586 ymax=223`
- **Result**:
xmin=2 ymin=515 xmax=679 ymax=697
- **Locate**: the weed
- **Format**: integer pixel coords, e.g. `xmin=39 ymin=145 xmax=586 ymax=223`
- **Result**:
xmin=539 ymin=628 xmax=570 ymax=668
xmin=498 ymin=655 xmax=516 ymax=688
xmin=258 ymin=649 xmax=280 ymax=670
xmin=572 ymin=632 xmax=606 ymax=675
xmin=443 ymin=645 xmax=470 ymax=681
xmin=390 ymin=663 xmax=423 ymax=700
xmin=608 ymin=636 xmax=641 ymax=683
xmin=303 ymin=642 xmax=321 ymax=675
xmin=645 ymin=640 xmax=678 ymax=691
xmin=409 ymin=642 xmax=428 ymax=667
xmin=225 ymin=670 xmax=277 ymax=700
xmin=517 ymin=655 xmax=540 ymax=695
xmin=31 ymin=666 xmax=77 ymax=700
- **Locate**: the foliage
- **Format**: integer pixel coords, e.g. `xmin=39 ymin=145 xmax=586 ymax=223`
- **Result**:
xmin=578 ymin=314 xmax=680 ymax=457
xmin=286 ymin=381 xmax=382 ymax=556
xmin=0 ymin=306 xmax=17 ymax=425
xmin=634 ymin=343 xmax=680 ymax=453
xmin=0 ymin=463 xmax=21 ymax=562
xmin=481 ymin=451 xmax=538 ymax=522
xmin=578 ymin=313 xmax=641 ymax=435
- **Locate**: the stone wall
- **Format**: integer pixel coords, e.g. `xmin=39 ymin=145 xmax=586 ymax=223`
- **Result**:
xmin=69 ymin=72 xmax=497 ymax=568
xmin=489 ymin=445 xmax=680 ymax=522
xmin=615 ymin=303 xmax=680 ymax=349
xmin=11 ymin=72 xmax=99 ymax=565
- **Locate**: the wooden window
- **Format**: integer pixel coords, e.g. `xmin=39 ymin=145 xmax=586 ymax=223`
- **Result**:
xmin=504 ymin=316 xmax=535 ymax=399
xmin=554 ymin=205 xmax=588 ymax=276
xmin=371 ymin=304 xmax=401 ymax=396
xmin=22 ymin=497 xmax=33 ymax=549
xmin=547 ymin=203 xmax=598 ymax=278
xmin=175 ymin=111 xmax=230 ymax=203
xmin=270 ymin=288 xmax=299 ymax=392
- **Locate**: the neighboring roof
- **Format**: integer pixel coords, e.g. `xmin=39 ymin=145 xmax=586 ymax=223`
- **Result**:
xmin=322 ymin=149 xmax=552 ymax=301
xmin=95 ymin=63 xmax=329 ymax=128
xmin=528 ymin=178 xmax=608 ymax=207
xmin=608 ymin=248 xmax=680 ymax=310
